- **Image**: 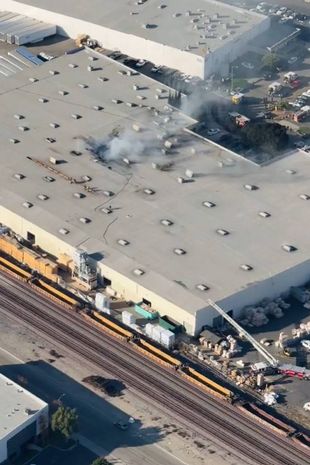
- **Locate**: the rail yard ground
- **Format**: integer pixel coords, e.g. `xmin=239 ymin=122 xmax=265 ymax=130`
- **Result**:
xmin=0 ymin=311 xmax=238 ymax=465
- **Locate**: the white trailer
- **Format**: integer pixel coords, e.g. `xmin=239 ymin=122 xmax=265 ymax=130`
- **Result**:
xmin=15 ymin=24 xmax=56 ymax=45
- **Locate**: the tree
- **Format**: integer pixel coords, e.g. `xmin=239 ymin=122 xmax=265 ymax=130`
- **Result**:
xmin=51 ymin=405 xmax=78 ymax=440
xmin=262 ymin=53 xmax=281 ymax=71
xmin=241 ymin=122 xmax=289 ymax=153
xmin=91 ymin=458 xmax=111 ymax=465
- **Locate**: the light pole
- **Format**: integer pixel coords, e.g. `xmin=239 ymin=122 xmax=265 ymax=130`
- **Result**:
xmin=230 ymin=65 xmax=238 ymax=93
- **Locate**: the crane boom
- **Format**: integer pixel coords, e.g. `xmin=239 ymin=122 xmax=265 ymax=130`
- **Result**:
xmin=208 ymin=299 xmax=279 ymax=367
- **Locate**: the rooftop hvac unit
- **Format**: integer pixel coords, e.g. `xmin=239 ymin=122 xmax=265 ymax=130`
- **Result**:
xmin=174 ymin=248 xmax=186 ymax=255
xmin=202 ymin=200 xmax=215 ymax=208
xmin=73 ymin=192 xmax=85 ymax=199
xmin=103 ymin=190 xmax=114 ymax=197
xmin=118 ymin=239 xmax=129 ymax=246
xmin=18 ymin=126 xmax=29 ymax=131
xmin=37 ymin=194 xmax=49 ymax=201
xmin=38 ymin=97 xmax=48 ymax=103
xmin=144 ymin=188 xmax=155 ymax=195
xmin=78 ymin=83 xmax=88 ymax=88
xmin=299 ymin=194 xmax=310 ymax=200
xmin=22 ymin=201 xmax=33 ymax=208
xmin=14 ymin=173 xmax=25 ymax=180
xmin=79 ymin=217 xmax=91 ymax=224
xmin=9 ymin=138 xmax=19 ymax=144
xmin=59 ymin=228 xmax=69 ymax=235
xmin=160 ymin=219 xmax=173 ymax=226
xmin=68 ymin=63 xmax=77 ymax=68
xmin=282 ymin=244 xmax=297 ymax=253
xmin=29 ymin=77 xmax=38 ymax=83
xmin=71 ymin=113 xmax=82 ymax=119
xmin=49 ymin=70 xmax=59 ymax=75
xmin=240 ymin=264 xmax=253 ymax=271
xmin=58 ymin=90 xmax=68 ymax=96
xmin=196 ymin=283 xmax=209 ymax=291
xmin=258 ymin=211 xmax=271 ymax=218
xmin=82 ymin=175 xmax=91 ymax=182
xmin=98 ymin=76 xmax=108 ymax=82
xmin=93 ymin=105 xmax=103 ymax=111
xmin=14 ymin=113 xmax=24 ymax=120
xmin=244 ymin=184 xmax=258 ymax=191
xmin=133 ymin=268 xmax=144 ymax=276
xmin=101 ymin=207 xmax=112 ymax=214
xmin=216 ymin=228 xmax=229 ymax=236
xmin=49 ymin=122 xmax=59 ymax=128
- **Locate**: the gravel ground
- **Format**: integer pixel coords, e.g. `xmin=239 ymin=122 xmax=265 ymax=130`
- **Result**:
xmin=0 ymin=314 xmax=243 ymax=465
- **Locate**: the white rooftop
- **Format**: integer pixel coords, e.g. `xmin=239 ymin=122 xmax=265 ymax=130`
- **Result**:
xmin=11 ymin=0 xmax=265 ymax=56
xmin=0 ymin=374 xmax=47 ymax=439
xmin=0 ymin=48 xmax=309 ymax=315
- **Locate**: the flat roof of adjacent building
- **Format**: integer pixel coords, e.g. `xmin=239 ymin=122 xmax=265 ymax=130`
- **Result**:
xmin=11 ymin=0 xmax=265 ymax=56
xmin=0 ymin=48 xmax=309 ymax=315
xmin=0 ymin=374 xmax=47 ymax=440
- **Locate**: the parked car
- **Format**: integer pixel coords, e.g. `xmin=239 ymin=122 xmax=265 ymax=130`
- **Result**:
xmin=241 ymin=61 xmax=254 ymax=70
xmin=136 ymin=59 xmax=147 ymax=68
xmin=288 ymin=56 xmax=298 ymax=64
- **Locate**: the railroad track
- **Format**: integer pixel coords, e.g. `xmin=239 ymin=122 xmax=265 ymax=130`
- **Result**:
xmin=0 ymin=276 xmax=309 ymax=465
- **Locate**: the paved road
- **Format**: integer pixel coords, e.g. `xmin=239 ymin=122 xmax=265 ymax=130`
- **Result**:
xmin=0 ymin=348 xmax=191 ymax=465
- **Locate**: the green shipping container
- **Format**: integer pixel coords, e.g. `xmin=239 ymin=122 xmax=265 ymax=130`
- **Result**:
xmin=135 ymin=302 xmax=158 ymax=320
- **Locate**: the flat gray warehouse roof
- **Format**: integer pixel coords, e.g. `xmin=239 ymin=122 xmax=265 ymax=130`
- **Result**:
xmin=0 ymin=49 xmax=309 ymax=314
xmin=0 ymin=374 xmax=47 ymax=439
xmin=10 ymin=0 xmax=265 ymax=56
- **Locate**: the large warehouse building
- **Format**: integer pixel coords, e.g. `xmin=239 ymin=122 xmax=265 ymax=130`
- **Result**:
xmin=0 ymin=374 xmax=48 ymax=464
xmin=0 ymin=47 xmax=309 ymax=335
xmin=3 ymin=0 xmax=270 ymax=78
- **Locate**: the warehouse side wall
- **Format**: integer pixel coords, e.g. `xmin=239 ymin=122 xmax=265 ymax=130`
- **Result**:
xmin=204 ymin=15 xmax=270 ymax=77
xmin=3 ymin=0 xmax=205 ymax=77
xmin=195 ymin=260 xmax=310 ymax=334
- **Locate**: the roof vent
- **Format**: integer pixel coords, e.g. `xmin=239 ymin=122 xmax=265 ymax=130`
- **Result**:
xmin=282 ymin=244 xmax=297 ymax=252
xmin=133 ymin=268 xmax=145 ymax=276
xmin=49 ymin=122 xmax=60 ymax=128
xmin=58 ymin=90 xmax=68 ymax=96
xmin=98 ymin=76 xmax=109 ymax=82
xmin=73 ymin=192 xmax=85 ymax=199
xmin=161 ymin=219 xmax=173 ymax=226
xmin=43 ymin=176 xmax=55 ymax=182
xmin=14 ymin=114 xmax=24 ymax=120
xmin=68 ymin=63 xmax=78 ymax=68
xmin=112 ymin=99 xmax=122 ymax=104
xmin=82 ymin=175 xmax=91 ymax=182
xmin=88 ymin=56 xmax=97 ymax=61
xmin=144 ymin=188 xmax=155 ymax=195
xmin=103 ymin=190 xmax=114 ymax=197
xmin=29 ymin=77 xmax=38 ymax=83
xmin=136 ymin=95 xmax=146 ymax=100
xmin=240 ymin=264 xmax=253 ymax=271
xmin=37 ymin=194 xmax=49 ymax=201
xmin=202 ymin=201 xmax=216 ymax=208
xmin=244 ymin=184 xmax=258 ymax=191
xmin=118 ymin=70 xmax=127 ymax=76
xmin=216 ymin=228 xmax=229 ymax=236
xmin=78 ymin=83 xmax=88 ymax=88
xmin=49 ymin=70 xmax=59 ymax=75
xmin=18 ymin=126 xmax=29 ymax=132
xmin=177 ymin=177 xmax=185 ymax=184
xmin=118 ymin=239 xmax=129 ymax=246
xmin=9 ymin=138 xmax=19 ymax=144
xmin=59 ymin=228 xmax=69 ymax=235
xmin=93 ymin=105 xmax=103 ymax=111
xmin=299 ymin=194 xmax=310 ymax=200
xmin=38 ymin=97 xmax=48 ymax=103
xmin=101 ymin=207 xmax=112 ymax=214
xmin=22 ymin=201 xmax=33 ymax=209
xmin=80 ymin=217 xmax=91 ymax=224
xmin=258 ymin=211 xmax=270 ymax=218
xmin=174 ymin=248 xmax=186 ymax=255
xmin=286 ymin=169 xmax=296 ymax=175
xmin=14 ymin=173 xmax=25 ymax=180
xmin=71 ymin=113 xmax=82 ymax=119
xmin=196 ymin=283 xmax=209 ymax=291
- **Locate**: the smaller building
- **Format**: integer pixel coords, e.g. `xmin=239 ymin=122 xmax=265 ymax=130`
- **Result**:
xmin=0 ymin=374 xmax=48 ymax=464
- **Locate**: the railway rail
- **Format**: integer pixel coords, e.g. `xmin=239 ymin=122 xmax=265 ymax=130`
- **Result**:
xmin=0 ymin=275 xmax=309 ymax=465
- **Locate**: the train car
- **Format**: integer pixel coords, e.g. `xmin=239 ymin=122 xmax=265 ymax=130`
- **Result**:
xmin=187 ymin=367 xmax=234 ymax=400
xmin=237 ymin=403 xmax=296 ymax=437
xmin=180 ymin=370 xmax=229 ymax=402
xmin=132 ymin=342 xmax=173 ymax=369
xmin=0 ymin=256 xmax=32 ymax=280
xmin=82 ymin=313 xmax=128 ymax=341
xmin=92 ymin=311 xmax=134 ymax=339
xmin=34 ymin=279 xmax=80 ymax=308
xmin=292 ymin=433 xmax=310 ymax=451
xmin=138 ymin=339 xmax=181 ymax=368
